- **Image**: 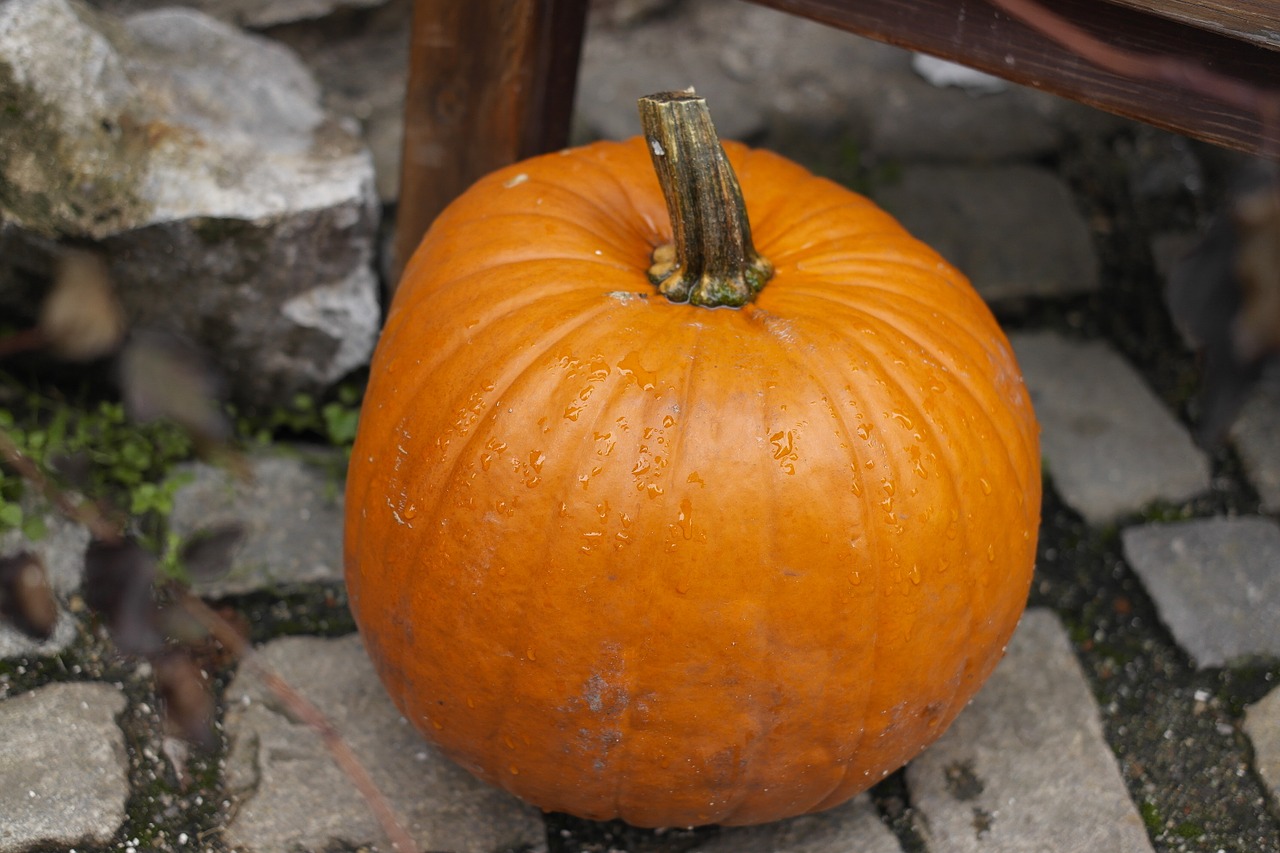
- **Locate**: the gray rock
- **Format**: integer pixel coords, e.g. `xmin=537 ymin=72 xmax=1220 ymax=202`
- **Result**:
xmin=1121 ymin=517 xmax=1280 ymax=668
xmin=1245 ymin=685 xmax=1280 ymax=805
xmin=875 ymin=165 xmax=1099 ymax=303
xmin=264 ymin=0 xmax=410 ymax=203
xmin=0 ymin=0 xmax=379 ymax=405
xmin=574 ymin=0 xmax=914 ymax=143
xmin=689 ymin=793 xmax=902 ymax=853
xmin=1010 ymin=332 xmax=1211 ymax=524
xmin=0 ymin=495 xmax=90 ymax=659
xmin=869 ymin=72 xmax=1068 ymax=163
xmin=168 ymin=447 xmax=345 ymax=596
xmin=0 ymin=682 xmax=129 ymax=849
xmin=222 ymin=634 xmax=548 ymax=853
xmin=1232 ymin=378 xmax=1280 ymax=515
xmin=907 ymin=609 xmax=1153 ymax=853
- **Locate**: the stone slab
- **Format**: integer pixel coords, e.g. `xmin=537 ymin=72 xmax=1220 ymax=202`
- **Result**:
xmin=0 ymin=682 xmax=129 ymax=850
xmin=907 ymin=609 xmax=1153 ymax=853
xmin=1010 ymin=331 xmax=1211 ymax=525
xmin=875 ymin=165 xmax=1099 ymax=303
xmin=689 ymin=793 xmax=902 ymax=853
xmin=1122 ymin=517 xmax=1280 ymax=668
xmin=168 ymin=447 xmax=346 ymax=596
xmin=1245 ymin=686 xmax=1280 ymax=806
xmin=222 ymin=633 xmax=548 ymax=853
xmin=1232 ymin=378 xmax=1280 ymax=515
xmin=0 ymin=496 xmax=90 ymax=658
xmin=0 ymin=0 xmax=380 ymax=405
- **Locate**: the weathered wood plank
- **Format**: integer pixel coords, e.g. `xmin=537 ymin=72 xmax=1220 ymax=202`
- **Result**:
xmin=392 ymin=0 xmax=588 ymax=282
xmin=1101 ymin=0 xmax=1280 ymax=50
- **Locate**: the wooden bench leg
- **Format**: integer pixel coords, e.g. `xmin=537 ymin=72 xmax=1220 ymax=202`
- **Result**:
xmin=393 ymin=0 xmax=590 ymax=284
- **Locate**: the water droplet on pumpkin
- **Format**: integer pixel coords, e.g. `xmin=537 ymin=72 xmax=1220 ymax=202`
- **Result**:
xmin=618 ymin=351 xmax=658 ymax=391
xmin=849 ymin=571 xmax=862 ymax=585
xmin=987 ymin=544 xmax=996 ymax=562
xmin=509 ymin=764 xmax=521 ymax=775
xmin=675 ymin=579 xmax=689 ymax=594
xmin=979 ymin=477 xmax=992 ymax=496
xmin=403 ymin=504 xmax=417 ymax=520
xmin=687 ymin=471 xmax=705 ymax=486
xmin=645 ymin=483 xmax=665 ymax=499
xmin=529 ymin=451 xmax=545 ymax=472
xmin=855 ymin=424 xmax=872 ymax=441
xmin=907 ymin=564 xmax=921 ymax=585
xmin=564 ymin=402 xmax=585 ymax=421
xmin=432 ymin=720 xmax=444 ymax=730
xmin=881 ymin=479 xmax=895 ymax=497
xmin=891 ymin=411 xmax=914 ymax=430
xmin=662 ymin=414 xmax=676 ymax=428
xmin=526 ymin=647 xmax=537 ymax=661
xmin=677 ymin=498 xmax=694 ymax=540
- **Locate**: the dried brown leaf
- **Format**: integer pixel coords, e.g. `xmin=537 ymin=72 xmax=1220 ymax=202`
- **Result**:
xmin=83 ymin=537 xmax=164 ymax=656
xmin=1233 ymin=177 xmax=1280 ymax=362
xmin=39 ymin=249 xmax=127 ymax=361
xmin=119 ymin=329 xmax=231 ymax=448
xmin=0 ymin=551 xmax=58 ymax=641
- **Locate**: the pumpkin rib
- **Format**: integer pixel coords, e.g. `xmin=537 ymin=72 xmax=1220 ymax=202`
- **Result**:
xmin=377 ymin=267 xmax=642 ymax=406
xmin=402 ymin=300 xmax=621 ymax=552
xmin=780 ymin=330 xmax=897 ymax=790
xmin=548 ymin=143 xmax=671 ymax=244
xmin=609 ymin=316 xmax=704 ymax=823
xmin=440 ymin=147 xmax=662 ymax=246
xmin=422 ymin=210 xmax=651 ymax=268
xmin=759 ymin=346 xmax=880 ymax=821
xmin=768 ymin=282 xmax=1035 ymax=498
xmin=462 ymin=309 xmax=658 ymax=811
xmin=752 ymin=199 xmax=896 ymax=254
xmin=778 ymin=295 xmax=1022 ymax=800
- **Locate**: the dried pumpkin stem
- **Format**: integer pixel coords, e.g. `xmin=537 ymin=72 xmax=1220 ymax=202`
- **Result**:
xmin=638 ymin=92 xmax=773 ymax=307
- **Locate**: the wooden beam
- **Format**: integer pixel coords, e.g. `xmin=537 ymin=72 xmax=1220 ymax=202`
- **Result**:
xmin=392 ymin=0 xmax=589 ymax=285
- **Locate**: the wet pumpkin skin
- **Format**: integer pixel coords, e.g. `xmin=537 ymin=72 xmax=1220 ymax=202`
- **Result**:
xmin=344 ymin=136 xmax=1041 ymax=827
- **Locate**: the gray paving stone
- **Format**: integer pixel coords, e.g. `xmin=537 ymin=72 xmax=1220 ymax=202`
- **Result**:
xmin=1010 ymin=331 xmax=1211 ymax=525
xmin=168 ymin=447 xmax=345 ymax=596
xmin=0 ymin=496 xmax=90 ymax=658
xmin=1245 ymin=685 xmax=1280 ymax=805
xmin=0 ymin=682 xmax=129 ymax=850
xmin=875 ymin=165 xmax=1099 ymax=303
xmin=1121 ymin=517 xmax=1280 ymax=668
xmin=907 ymin=609 xmax=1153 ymax=853
xmin=1232 ymin=379 xmax=1280 ymax=515
xmin=222 ymin=633 xmax=547 ymax=853
xmin=688 ymin=794 xmax=901 ymax=853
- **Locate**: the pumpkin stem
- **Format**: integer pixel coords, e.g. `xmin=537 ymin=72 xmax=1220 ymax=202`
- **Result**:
xmin=638 ymin=92 xmax=773 ymax=308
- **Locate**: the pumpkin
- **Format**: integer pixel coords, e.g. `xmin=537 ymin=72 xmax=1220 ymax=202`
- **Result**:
xmin=344 ymin=92 xmax=1040 ymax=828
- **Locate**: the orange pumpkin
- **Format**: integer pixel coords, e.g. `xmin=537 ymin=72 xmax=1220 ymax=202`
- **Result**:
xmin=345 ymin=93 xmax=1040 ymax=827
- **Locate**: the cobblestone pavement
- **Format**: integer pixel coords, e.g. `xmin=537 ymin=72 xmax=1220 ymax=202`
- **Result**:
xmin=2 ymin=1 xmax=1279 ymax=851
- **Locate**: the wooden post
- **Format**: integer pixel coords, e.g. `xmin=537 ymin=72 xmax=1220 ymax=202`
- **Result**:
xmin=392 ymin=0 xmax=589 ymax=286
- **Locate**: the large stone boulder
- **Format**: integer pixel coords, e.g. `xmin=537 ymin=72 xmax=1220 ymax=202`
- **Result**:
xmin=0 ymin=0 xmax=379 ymax=405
